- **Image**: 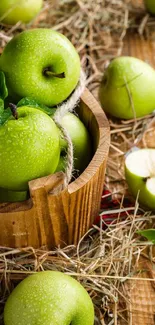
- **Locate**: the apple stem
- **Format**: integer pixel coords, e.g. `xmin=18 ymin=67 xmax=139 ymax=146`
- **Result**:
xmin=43 ymin=68 xmax=65 ymax=79
xmin=9 ymin=103 xmax=18 ymax=120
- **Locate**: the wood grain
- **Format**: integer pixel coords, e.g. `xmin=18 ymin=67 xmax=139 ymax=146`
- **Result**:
xmin=124 ymin=257 xmax=155 ymax=325
xmin=0 ymin=88 xmax=110 ymax=248
xmin=122 ymin=33 xmax=155 ymax=325
xmin=123 ymin=33 xmax=155 ymax=67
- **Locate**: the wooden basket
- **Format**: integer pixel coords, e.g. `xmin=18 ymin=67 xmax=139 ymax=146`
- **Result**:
xmin=0 ymin=88 xmax=110 ymax=249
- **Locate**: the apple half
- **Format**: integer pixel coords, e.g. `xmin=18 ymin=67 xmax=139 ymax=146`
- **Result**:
xmin=125 ymin=148 xmax=155 ymax=210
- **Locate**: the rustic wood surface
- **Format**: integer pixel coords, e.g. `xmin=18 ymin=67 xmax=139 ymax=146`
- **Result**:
xmin=125 ymin=257 xmax=155 ymax=325
xmin=0 ymin=88 xmax=110 ymax=248
xmin=123 ymin=33 xmax=155 ymax=65
xmin=122 ymin=33 xmax=155 ymax=325
xmin=137 ymin=116 xmax=155 ymax=148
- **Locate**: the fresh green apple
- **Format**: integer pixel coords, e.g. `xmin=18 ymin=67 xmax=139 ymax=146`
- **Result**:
xmin=0 ymin=29 xmax=81 ymax=106
xmin=125 ymin=148 xmax=155 ymax=210
xmin=0 ymin=188 xmax=28 ymax=202
xmin=0 ymin=0 xmax=43 ymax=25
xmin=55 ymin=112 xmax=92 ymax=174
xmin=4 ymin=271 xmax=94 ymax=325
xmin=99 ymin=56 xmax=155 ymax=119
xmin=0 ymin=105 xmax=60 ymax=191
xmin=144 ymin=0 xmax=155 ymax=15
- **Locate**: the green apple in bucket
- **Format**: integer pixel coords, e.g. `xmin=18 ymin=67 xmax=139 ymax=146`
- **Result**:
xmin=0 ymin=105 xmax=60 ymax=191
xmin=0 ymin=0 xmax=43 ymax=25
xmin=125 ymin=148 xmax=155 ymax=210
xmin=0 ymin=29 xmax=81 ymax=107
xmin=99 ymin=56 xmax=155 ymax=119
xmin=56 ymin=112 xmax=92 ymax=174
xmin=4 ymin=271 xmax=94 ymax=325
xmin=0 ymin=187 xmax=28 ymax=202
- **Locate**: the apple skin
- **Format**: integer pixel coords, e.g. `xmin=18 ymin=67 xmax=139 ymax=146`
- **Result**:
xmin=125 ymin=149 xmax=155 ymax=210
xmin=4 ymin=271 xmax=94 ymax=325
xmin=0 ymin=188 xmax=28 ymax=202
xmin=125 ymin=167 xmax=155 ymax=210
xmin=55 ymin=112 xmax=92 ymax=174
xmin=0 ymin=0 xmax=43 ymax=25
xmin=99 ymin=56 xmax=155 ymax=119
xmin=0 ymin=29 xmax=81 ymax=107
xmin=144 ymin=0 xmax=155 ymax=15
xmin=0 ymin=106 xmax=60 ymax=191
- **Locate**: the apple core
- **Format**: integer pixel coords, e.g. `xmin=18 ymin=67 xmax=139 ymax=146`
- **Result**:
xmin=125 ymin=148 xmax=155 ymax=209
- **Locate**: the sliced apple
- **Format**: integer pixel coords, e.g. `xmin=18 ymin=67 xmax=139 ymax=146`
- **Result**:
xmin=125 ymin=148 xmax=155 ymax=210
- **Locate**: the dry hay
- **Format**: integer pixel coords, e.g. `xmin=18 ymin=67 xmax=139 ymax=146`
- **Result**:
xmin=0 ymin=212 xmax=155 ymax=325
xmin=0 ymin=1 xmax=155 ymax=324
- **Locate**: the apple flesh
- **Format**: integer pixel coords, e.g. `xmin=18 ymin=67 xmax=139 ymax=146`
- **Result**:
xmin=0 ymin=106 xmax=60 ymax=191
xmin=0 ymin=188 xmax=28 ymax=202
xmin=144 ymin=0 xmax=155 ymax=15
xmin=0 ymin=29 xmax=81 ymax=107
xmin=99 ymin=56 xmax=155 ymax=119
xmin=4 ymin=271 xmax=94 ymax=325
xmin=55 ymin=112 xmax=92 ymax=174
xmin=125 ymin=148 xmax=155 ymax=209
xmin=0 ymin=0 xmax=43 ymax=25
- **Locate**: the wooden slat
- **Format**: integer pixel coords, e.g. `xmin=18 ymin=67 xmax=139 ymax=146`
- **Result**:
xmin=0 ymin=88 xmax=110 ymax=248
xmin=122 ymin=32 xmax=155 ymax=325
xmin=123 ymin=33 xmax=155 ymax=68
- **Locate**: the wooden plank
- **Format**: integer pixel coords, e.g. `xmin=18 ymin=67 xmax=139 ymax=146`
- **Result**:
xmin=123 ymin=33 xmax=155 ymax=68
xmin=121 ymin=32 xmax=155 ymax=325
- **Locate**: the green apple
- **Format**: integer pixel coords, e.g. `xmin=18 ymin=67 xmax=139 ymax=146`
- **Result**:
xmin=144 ymin=0 xmax=155 ymax=15
xmin=0 ymin=105 xmax=60 ymax=191
xmin=55 ymin=112 xmax=92 ymax=174
xmin=0 ymin=188 xmax=28 ymax=202
xmin=0 ymin=29 xmax=81 ymax=106
xmin=4 ymin=271 xmax=94 ymax=325
xmin=0 ymin=0 xmax=43 ymax=25
xmin=125 ymin=148 xmax=155 ymax=210
xmin=99 ymin=56 xmax=155 ymax=119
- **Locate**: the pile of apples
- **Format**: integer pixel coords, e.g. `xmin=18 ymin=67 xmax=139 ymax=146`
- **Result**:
xmin=99 ymin=56 xmax=155 ymax=210
xmin=0 ymin=5 xmax=94 ymax=323
xmin=0 ymin=28 xmax=92 ymax=203
xmin=1 ymin=2 xmax=155 ymax=325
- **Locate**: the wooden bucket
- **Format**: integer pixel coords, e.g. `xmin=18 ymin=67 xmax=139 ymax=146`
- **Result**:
xmin=0 ymin=88 xmax=110 ymax=249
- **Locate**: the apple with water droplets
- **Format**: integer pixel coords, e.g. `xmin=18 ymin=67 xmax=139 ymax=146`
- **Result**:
xmin=56 ymin=112 xmax=92 ymax=174
xmin=0 ymin=105 xmax=60 ymax=191
xmin=4 ymin=271 xmax=94 ymax=325
xmin=0 ymin=0 xmax=43 ymax=25
xmin=0 ymin=29 xmax=81 ymax=107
